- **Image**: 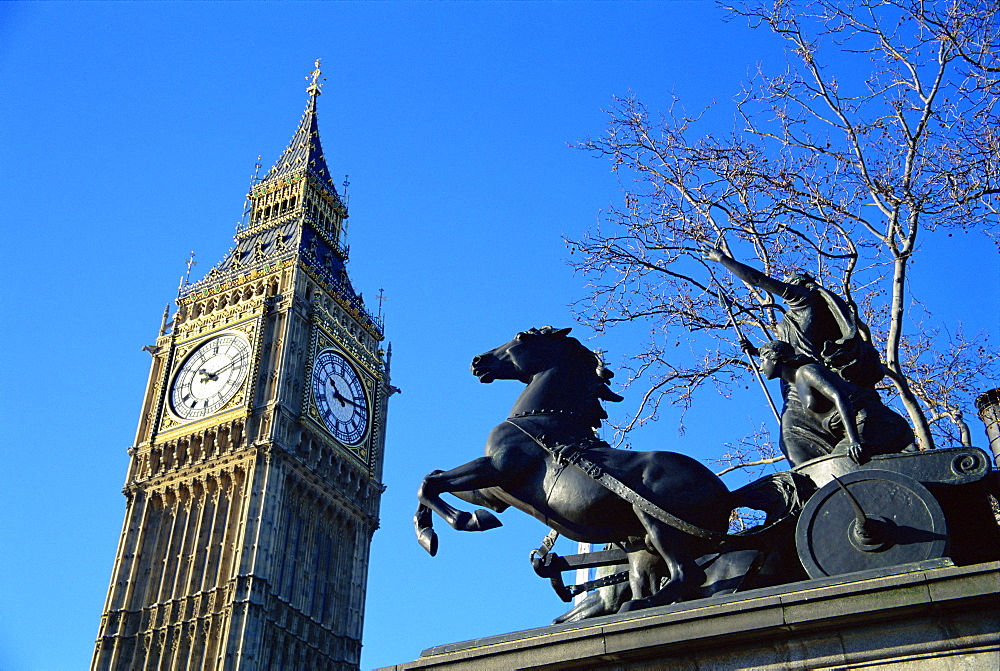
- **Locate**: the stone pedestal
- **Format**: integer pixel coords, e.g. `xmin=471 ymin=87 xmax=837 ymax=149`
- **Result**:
xmin=378 ymin=560 xmax=999 ymax=670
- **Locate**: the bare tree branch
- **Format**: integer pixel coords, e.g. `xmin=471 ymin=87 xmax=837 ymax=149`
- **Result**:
xmin=570 ymin=0 xmax=1000 ymax=477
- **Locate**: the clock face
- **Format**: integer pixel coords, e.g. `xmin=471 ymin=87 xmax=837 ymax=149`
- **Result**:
xmin=312 ymin=350 xmax=369 ymax=444
xmin=170 ymin=333 xmax=252 ymax=420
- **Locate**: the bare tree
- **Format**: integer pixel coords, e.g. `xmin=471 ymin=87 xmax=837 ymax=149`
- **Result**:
xmin=568 ymin=0 xmax=999 ymax=468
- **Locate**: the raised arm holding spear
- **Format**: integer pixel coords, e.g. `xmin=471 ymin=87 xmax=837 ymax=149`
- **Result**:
xmin=703 ymin=245 xmax=911 ymax=467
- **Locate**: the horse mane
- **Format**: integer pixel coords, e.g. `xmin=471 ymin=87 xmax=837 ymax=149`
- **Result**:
xmin=528 ymin=326 xmax=624 ymax=427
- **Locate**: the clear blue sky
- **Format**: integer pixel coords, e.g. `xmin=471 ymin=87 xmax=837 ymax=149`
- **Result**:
xmin=1 ymin=2 xmax=996 ymax=670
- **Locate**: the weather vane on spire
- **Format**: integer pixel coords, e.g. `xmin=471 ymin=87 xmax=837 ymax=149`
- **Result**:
xmin=306 ymin=59 xmax=324 ymax=96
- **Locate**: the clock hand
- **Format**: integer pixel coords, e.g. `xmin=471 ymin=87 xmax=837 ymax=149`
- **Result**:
xmin=198 ymin=367 xmax=219 ymax=382
xmin=341 ymin=396 xmax=365 ymax=409
xmin=208 ymin=357 xmax=240 ymax=375
xmin=328 ymin=379 xmax=349 ymax=406
xmin=200 ymin=357 xmax=243 ymax=382
xmin=329 ymin=379 xmax=365 ymax=410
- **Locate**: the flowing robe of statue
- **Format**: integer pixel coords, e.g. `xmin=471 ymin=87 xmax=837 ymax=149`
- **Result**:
xmin=776 ymin=282 xmax=884 ymax=389
xmin=778 ymin=361 xmax=915 ymax=465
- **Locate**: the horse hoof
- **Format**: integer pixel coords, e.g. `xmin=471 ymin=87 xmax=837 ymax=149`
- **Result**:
xmin=417 ymin=528 xmax=438 ymax=556
xmin=619 ymin=598 xmax=652 ymax=613
xmin=452 ymin=509 xmax=502 ymax=532
xmin=471 ymin=509 xmax=502 ymax=531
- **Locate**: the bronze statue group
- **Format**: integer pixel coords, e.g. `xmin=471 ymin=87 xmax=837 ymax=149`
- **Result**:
xmin=412 ymin=250 xmax=953 ymax=621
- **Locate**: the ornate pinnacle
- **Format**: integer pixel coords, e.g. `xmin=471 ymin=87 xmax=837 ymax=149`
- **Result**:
xmin=306 ymin=59 xmax=324 ymax=96
xmin=184 ymin=251 xmax=197 ymax=281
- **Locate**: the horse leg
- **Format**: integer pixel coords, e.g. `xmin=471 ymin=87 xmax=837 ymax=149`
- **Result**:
xmin=413 ymin=502 xmax=438 ymax=556
xmin=415 ymin=458 xmax=505 ymax=554
xmin=620 ymin=509 xmax=705 ymax=612
xmin=415 ymin=466 xmax=510 ymax=556
xmin=621 ymin=547 xmax=667 ymax=608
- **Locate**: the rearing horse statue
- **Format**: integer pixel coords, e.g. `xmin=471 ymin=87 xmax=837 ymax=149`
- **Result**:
xmin=414 ymin=327 xmax=736 ymax=612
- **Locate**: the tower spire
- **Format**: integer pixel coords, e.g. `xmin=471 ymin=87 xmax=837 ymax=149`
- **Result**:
xmin=187 ymin=62 xmax=359 ymax=312
xmin=261 ymin=59 xmax=336 ymax=193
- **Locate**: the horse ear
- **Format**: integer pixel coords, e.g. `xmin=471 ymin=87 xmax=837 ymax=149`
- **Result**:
xmin=552 ymin=327 xmax=572 ymax=337
xmin=598 ymin=386 xmax=624 ymax=403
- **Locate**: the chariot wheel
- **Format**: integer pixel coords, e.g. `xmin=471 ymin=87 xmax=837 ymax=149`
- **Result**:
xmin=795 ymin=469 xmax=948 ymax=579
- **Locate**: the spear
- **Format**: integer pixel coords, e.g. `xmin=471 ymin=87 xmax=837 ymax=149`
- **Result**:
xmin=715 ymin=286 xmax=782 ymax=424
xmin=698 ymin=238 xmax=782 ymax=424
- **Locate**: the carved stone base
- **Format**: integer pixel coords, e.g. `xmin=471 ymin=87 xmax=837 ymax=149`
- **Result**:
xmin=378 ymin=560 xmax=1000 ymax=670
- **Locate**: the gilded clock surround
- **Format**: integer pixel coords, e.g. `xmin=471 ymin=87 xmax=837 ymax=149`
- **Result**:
xmin=305 ymin=324 xmax=380 ymax=469
xmin=162 ymin=321 xmax=261 ymax=429
xmin=93 ymin=62 xmax=393 ymax=671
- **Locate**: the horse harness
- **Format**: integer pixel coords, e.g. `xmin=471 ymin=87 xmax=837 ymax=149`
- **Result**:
xmin=504 ymin=418 xmax=730 ymax=546
xmin=505 ymin=417 xmax=733 ymax=601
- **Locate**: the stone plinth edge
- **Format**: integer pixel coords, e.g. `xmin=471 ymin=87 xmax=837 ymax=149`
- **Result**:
xmin=375 ymin=560 xmax=1000 ymax=670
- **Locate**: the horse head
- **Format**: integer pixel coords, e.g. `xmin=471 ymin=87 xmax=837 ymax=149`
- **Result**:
xmin=471 ymin=326 xmax=623 ymax=427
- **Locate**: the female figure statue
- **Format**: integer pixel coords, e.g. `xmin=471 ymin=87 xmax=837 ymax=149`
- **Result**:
xmin=758 ymin=340 xmax=914 ymax=466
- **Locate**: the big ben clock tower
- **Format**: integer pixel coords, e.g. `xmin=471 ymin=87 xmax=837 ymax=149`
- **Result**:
xmin=92 ymin=63 xmax=393 ymax=671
